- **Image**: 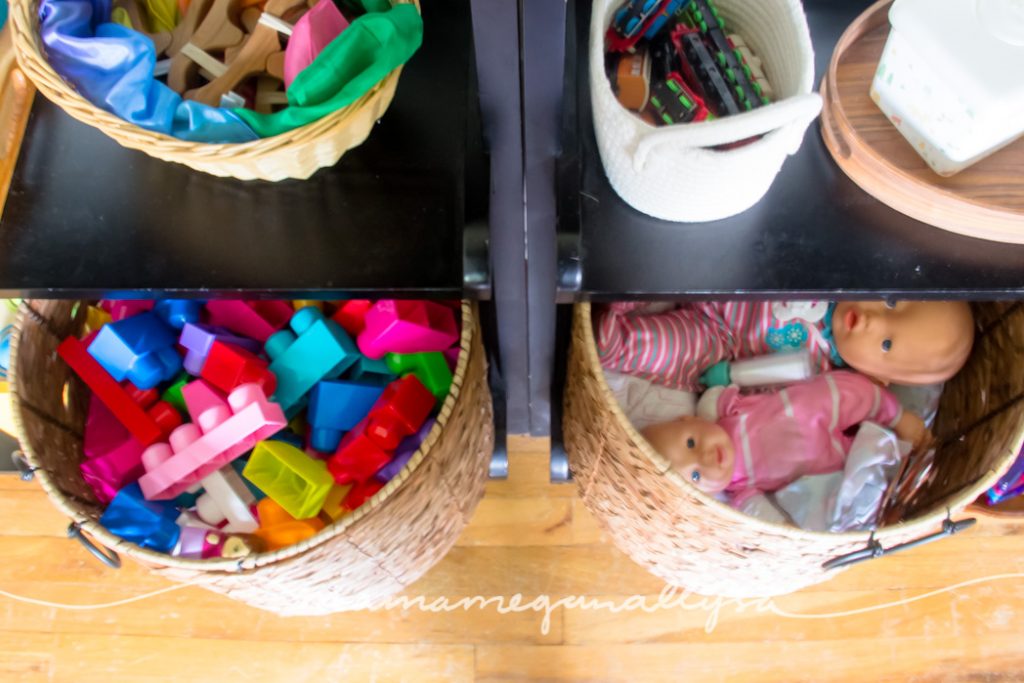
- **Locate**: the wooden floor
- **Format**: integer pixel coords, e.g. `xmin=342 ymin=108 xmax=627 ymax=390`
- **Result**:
xmin=2 ymin=435 xmax=1024 ymax=682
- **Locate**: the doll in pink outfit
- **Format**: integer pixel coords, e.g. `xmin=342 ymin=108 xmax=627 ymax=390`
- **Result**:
xmin=641 ymin=370 xmax=933 ymax=503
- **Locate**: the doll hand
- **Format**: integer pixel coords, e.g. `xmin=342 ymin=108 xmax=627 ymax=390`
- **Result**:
xmin=894 ymin=411 xmax=934 ymax=455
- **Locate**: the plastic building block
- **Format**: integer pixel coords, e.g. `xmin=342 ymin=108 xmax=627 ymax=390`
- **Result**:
xmin=195 ymin=466 xmax=259 ymax=533
xmin=385 ymin=352 xmax=453 ymax=404
xmin=153 ymin=300 xmax=202 ymax=330
xmin=265 ymin=307 xmax=359 ymax=415
xmin=342 ymin=479 xmax=383 ymax=511
xmin=84 ymin=394 xmax=130 ymax=460
xmin=357 ymin=300 xmax=459 ymax=360
xmin=320 ymin=484 xmax=353 ymax=521
xmin=99 ymin=299 xmax=154 ymax=321
xmin=83 ymin=305 xmax=112 ymax=336
xmin=292 ymin=300 xmax=323 ymax=311
xmin=253 ymin=497 xmax=325 ymax=551
xmin=365 ymin=375 xmax=435 ymax=451
xmin=179 ymin=323 xmax=262 ymax=376
xmin=201 ymin=340 xmax=277 ymax=396
xmin=327 ymin=430 xmax=392 ymax=485
xmin=230 ymin=458 xmax=268 ymax=500
xmin=375 ymin=418 xmax=435 ymax=483
xmin=58 ymin=336 xmax=181 ymax=446
xmin=348 ymin=355 xmax=396 ymax=386
xmin=243 ymin=440 xmax=333 ymax=519
xmin=331 ymin=299 xmax=372 ymax=336
xmin=443 ymin=347 xmax=460 ymax=371
xmin=206 ymin=300 xmax=294 ymax=343
xmin=175 ymin=527 xmax=260 ymax=558
xmin=99 ymin=483 xmax=181 ymax=553
xmin=138 ymin=381 xmax=287 ymax=500
xmin=81 ymin=434 xmax=146 ymax=504
xmin=87 ymin=312 xmax=183 ymax=390
xmin=649 ymin=72 xmax=710 ymax=124
xmin=307 ymin=380 xmax=385 ymax=452
xmin=160 ymin=373 xmax=188 ymax=413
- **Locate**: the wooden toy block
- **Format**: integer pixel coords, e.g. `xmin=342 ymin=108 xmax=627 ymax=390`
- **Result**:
xmin=307 ymin=380 xmax=385 ymax=452
xmin=167 ymin=0 xmax=246 ymax=93
xmin=205 ymin=300 xmax=294 ymax=344
xmin=357 ymin=300 xmax=460 ymax=360
xmin=58 ymin=336 xmax=181 ymax=446
xmin=242 ymin=440 xmax=334 ymax=519
xmin=137 ymin=381 xmax=287 ymax=500
xmin=265 ymin=307 xmax=359 ymax=415
xmin=252 ymin=497 xmax=325 ymax=551
xmin=87 ymin=311 xmax=183 ymax=390
xmin=384 ymin=352 xmax=453 ymax=404
xmin=195 ymin=466 xmax=259 ymax=533
xmin=200 ymin=340 xmax=277 ymax=395
xmin=185 ymin=0 xmax=307 ymax=106
xmin=365 ymin=375 xmax=434 ymax=451
xmin=179 ymin=322 xmax=262 ymax=376
xmin=99 ymin=483 xmax=181 ymax=553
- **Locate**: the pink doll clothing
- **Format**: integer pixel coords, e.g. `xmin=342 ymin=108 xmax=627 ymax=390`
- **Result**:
xmin=713 ymin=371 xmax=904 ymax=507
xmin=596 ymin=301 xmax=837 ymax=391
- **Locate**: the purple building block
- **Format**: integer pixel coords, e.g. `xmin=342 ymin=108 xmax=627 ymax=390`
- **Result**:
xmin=179 ymin=323 xmax=262 ymax=376
xmin=375 ymin=418 xmax=435 ymax=483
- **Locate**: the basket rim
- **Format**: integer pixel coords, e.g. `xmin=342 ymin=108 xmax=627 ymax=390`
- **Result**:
xmin=8 ymin=0 xmax=418 ymax=156
xmin=574 ymin=302 xmax=1023 ymax=543
xmin=9 ymin=299 xmax=479 ymax=573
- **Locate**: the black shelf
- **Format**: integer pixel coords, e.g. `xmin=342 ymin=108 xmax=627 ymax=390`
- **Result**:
xmin=557 ymin=0 xmax=1024 ymax=301
xmin=0 ymin=0 xmax=489 ymax=300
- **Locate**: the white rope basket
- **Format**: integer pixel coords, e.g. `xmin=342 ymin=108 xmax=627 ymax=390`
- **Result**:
xmin=590 ymin=0 xmax=823 ymax=222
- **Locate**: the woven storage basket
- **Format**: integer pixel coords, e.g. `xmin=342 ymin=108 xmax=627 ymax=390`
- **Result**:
xmin=565 ymin=302 xmax=1024 ymax=597
xmin=590 ymin=0 xmax=822 ymax=222
xmin=8 ymin=0 xmax=417 ymax=181
xmin=10 ymin=299 xmax=492 ymax=615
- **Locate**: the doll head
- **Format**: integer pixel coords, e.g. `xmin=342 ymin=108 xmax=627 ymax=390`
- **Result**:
xmin=641 ymin=416 xmax=735 ymax=494
xmin=832 ymin=301 xmax=974 ymax=385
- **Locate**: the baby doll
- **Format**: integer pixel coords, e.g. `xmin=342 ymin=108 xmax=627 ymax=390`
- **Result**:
xmin=597 ymin=300 xmax=974 ymax=391
xmin=640 ymin=370 xmax=932 ymax=506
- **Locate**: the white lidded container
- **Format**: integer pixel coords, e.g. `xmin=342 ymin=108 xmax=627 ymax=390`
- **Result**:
xmin=870 ymin=0 xmax=1024 ymax=176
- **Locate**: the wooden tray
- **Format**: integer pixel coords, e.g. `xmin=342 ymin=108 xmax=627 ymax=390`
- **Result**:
xmin=819 ymin=0 xmax=1024 ymax=244
xmin=0 ymin=27 xmax=35 ymax=219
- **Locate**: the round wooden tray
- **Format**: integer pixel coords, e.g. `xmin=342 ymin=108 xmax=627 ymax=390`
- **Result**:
xmin=819 ymin=0 xmax=1024 ymax=244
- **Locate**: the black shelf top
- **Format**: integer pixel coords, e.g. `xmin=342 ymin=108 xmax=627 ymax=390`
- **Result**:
xmin=0 ymin=0 xmax=489 ymax=300
xmin=558 ymin=0 xmax=1024 ymax=301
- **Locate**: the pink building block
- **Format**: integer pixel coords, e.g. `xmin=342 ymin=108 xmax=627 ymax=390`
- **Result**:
xmin=137 ymin=382 xmax=286 ymax=500
xmin=356 ymin=301 xmax=459 ymax=360
xmin=83 ymin=395 xmax=130 ymax=460
xmin=99 ymin=300 xmax=155 ymax=321
xmin=206 ymin=301 xmax=294 ymax=343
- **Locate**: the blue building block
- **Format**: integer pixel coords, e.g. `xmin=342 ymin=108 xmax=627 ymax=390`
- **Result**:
xmin=265 ymin=307 xmax=359 ymax=416
xmin=308 ymin=380 xmax=386 ymax=452
xmin=87 ymin=311 xmax=183 ymax=389
xmin=99 ymin=483 xmax=181 ymax=553
xmin=154 ymin=300 xmax=203 ymax=330
xmin=348 ymin=355 xmax=397 ymax=386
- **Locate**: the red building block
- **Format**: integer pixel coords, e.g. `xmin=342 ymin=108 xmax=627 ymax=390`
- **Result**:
xmin=58 ymin=336 xmax=180 ymax=446
xmin=327 ymin=431 xmax=392 ymax=485
xmin=200 ymin=341 xmax=277 ymax=396
xmin=330 ymin=299 xmax=373 ymax=336
xmin=365 ymin=375 xmax=435 ymax=451
xmin=343 ymin=479 xmax=384 ymax=510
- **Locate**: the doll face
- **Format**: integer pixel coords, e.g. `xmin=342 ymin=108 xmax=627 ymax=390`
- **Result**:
xmin=641 ymin=416 xmax=735 ymax=494
xmin=832 ymin=301 xmax=974 ymax=385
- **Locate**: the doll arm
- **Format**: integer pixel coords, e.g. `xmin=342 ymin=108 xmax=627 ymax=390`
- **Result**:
xmin=828 ymin=371 xmax=905 ymax=431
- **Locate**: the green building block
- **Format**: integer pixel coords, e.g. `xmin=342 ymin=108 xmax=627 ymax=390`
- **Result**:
xmin=384 ymin=351 xmax=453 ymax=404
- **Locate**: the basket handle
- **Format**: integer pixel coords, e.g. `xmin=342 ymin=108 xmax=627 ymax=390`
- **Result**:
xmin=631 ymin=93 xmax=823 ymax=172
xmin=67 ymin=522 xmax=122 ymax=569
xmin=822 ymin=516 xmax=976 ymax=570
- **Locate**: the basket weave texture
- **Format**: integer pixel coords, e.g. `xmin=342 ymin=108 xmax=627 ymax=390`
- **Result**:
xmin=565 ymin=302 xmax=1024 ymax=597
xmin=11 ymin=300 xmax=492 ymax=615
xmin=8 ymin=0 xmax=416 ymax=181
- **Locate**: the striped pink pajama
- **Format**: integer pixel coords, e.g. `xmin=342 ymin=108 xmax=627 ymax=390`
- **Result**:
xmin=596 ymin=302 xmax=835 ymax=391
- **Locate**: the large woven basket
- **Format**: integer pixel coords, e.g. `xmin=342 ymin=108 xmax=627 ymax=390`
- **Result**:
xmin=565 ymin=302 xmax=1024 ymax=597
xmin=7 ymin=0 xmax=416 ymax=181
xmin=10 ymin=299 xmax=492 ymax=615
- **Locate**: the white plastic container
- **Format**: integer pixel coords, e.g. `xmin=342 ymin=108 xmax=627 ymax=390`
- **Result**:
xmin=870 ymin=0 xmax=1024 ymax=176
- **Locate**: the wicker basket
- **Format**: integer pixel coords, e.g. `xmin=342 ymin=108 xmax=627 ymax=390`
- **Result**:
xmin=10 ymin=299 xmax=492 ymax=615
xmin=565 ymin=302 xmax=1024 ymax=597
xmin=7 ymin=0 xmax=416 ymax=181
